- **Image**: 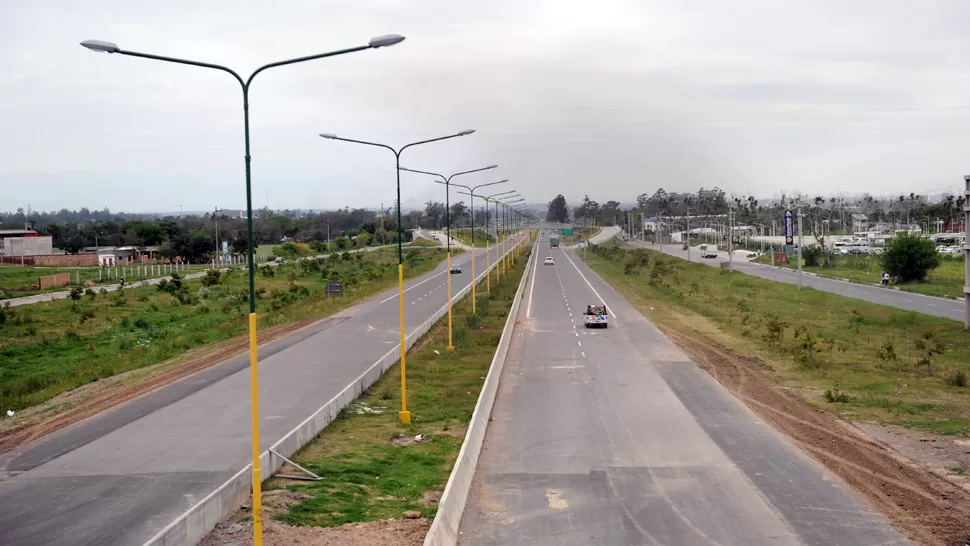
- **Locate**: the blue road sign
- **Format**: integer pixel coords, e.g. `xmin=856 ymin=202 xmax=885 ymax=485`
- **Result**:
xmin=784 ymin=210 xmax=794 ymax=245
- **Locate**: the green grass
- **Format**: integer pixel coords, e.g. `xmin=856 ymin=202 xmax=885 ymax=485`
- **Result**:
xmin=0 ymin=263 xmax=213 ymax=300
xmin=0 ymin=247 xmax=452 ymax=412
xmin=408 ymin=237 xmax=440 ymax=248
xmin=583 ymin=245 xmax=970 ymax=436
xmin=753 ymin=253 xmax=965 ymax=299
xmin=452 ymin=229 xmax=495 ymax=246
xmin=266 ymin=242 xmax=530 ymax=527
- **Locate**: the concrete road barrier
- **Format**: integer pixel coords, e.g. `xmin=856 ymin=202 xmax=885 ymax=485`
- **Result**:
xmin=143 ymin=238 xmax=526 ymax=546
xmin=423 ymin=238 xmax=536 ymax=546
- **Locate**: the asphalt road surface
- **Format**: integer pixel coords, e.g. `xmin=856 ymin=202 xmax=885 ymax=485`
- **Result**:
xmin=0 ymin=238 xmax=522 ymax=546
xmin=459 ymin=243 xmax=909 ymax=545
xmin=631 ymin=240 xmax=965 ymax=322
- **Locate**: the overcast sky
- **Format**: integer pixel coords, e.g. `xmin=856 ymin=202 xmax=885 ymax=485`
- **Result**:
xmin=2 ymin=0 xmax=970 ymax=214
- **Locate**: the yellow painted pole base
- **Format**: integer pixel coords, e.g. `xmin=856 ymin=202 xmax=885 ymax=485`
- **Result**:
xmin=398 ymin=265 xmax=408 ymax=425
xmin=248 ymin=312 xmax=263 ymax=546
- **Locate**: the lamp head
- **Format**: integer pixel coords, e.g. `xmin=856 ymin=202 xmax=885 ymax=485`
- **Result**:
xmin=81 ymin=40 xmax=119 ymax=53
xmin=319 ymin=133 xmax=338 ymax=140
xmin=457 ymin=129 xmax=476 ymax=136
xmin=369 ymin=34 xmax=406 ymax=48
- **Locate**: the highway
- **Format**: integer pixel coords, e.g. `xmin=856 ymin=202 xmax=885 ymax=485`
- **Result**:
xmin=0 ymin=239 xmax=520 ymax=546
xmin=631 ymin=240 xmax=965 ymax=322
xmin=458 ymin=242 xmax=908 ymax=545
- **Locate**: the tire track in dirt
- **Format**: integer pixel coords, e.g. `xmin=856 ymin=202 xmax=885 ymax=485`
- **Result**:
xmin=0 ymin=317 xmax=319 ymax=454
xmin=659 ymin=324 xmax=970 ymax=546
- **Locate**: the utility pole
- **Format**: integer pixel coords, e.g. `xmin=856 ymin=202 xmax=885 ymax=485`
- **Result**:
xmin=214 ymin=206 xmax=220 ymax=266
xmin=686 ymin=209 xmax=691 ymax=262
xmin=380 ymin=202 xmax=385 ymax=245
xmin=963 ymin=176 xmax=970 ymax=329
xmin=728 ymin=209 xmax=734 ymax=272
xmin=797 ymin=207 xmax=803 ymax=290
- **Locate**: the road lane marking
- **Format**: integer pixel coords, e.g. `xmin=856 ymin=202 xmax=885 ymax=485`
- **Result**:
xmin=581 ymin=352 xmax=586 ymax=358
xmin=561 ymin=249 xmax=613 ymax=316
xmin=550 ymin=365 xmax=585 ymax=369
xmin=577 ymin=341 xmax=582 ymax=347
xmin=527 ymin=244 xmax=539 ymax=318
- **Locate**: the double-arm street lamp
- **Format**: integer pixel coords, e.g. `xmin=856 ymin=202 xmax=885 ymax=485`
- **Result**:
xmin=318 ymin=130 xmax=476 ymax=423
xmin=458 ymin=189 xmax=516 ymax=295
xmin=496 ymin=196 xmax=524 ymax=275
xmin=398 ymin=166 xmax=497 ymax=351
xmin=401 ymin=168 xmax=506 ymax=316
xmin=81 ymin=34 xmax=405 ymax=546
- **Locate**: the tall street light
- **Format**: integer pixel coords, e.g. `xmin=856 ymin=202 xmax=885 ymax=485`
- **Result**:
xmin=495 ymin=193 xmax=525 ymax=277
xmin=81 ymin=34 xmax=405 ymax=546
xmin=459 ymin=189 xmax=515 ymax=296
xmin=404 ymin=170 xmax=507 ymax=313
xmin=399 ymin=165 xmax=497 ymax=350
xmin=318 ymin=130 xmax=476 ymax=421
xmin=491 ymin=194 xmax=521 ymax=280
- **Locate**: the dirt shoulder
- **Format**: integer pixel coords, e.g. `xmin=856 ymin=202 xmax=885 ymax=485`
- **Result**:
xmin=659 ymin=316 xmax=970 ymax=546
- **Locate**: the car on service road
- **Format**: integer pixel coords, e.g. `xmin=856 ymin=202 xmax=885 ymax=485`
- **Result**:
xmin=544 ymin=257 xmax=554 ymax=265
xmin=450 ymin=264 xmax=462 ymax=274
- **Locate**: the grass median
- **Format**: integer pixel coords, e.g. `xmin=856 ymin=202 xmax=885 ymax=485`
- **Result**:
xmin=217 ymin=245 xmax=529 ymax=541
xmin=0 ymin=247 xmax=451 ymax=415
xmin=583 ymin=244 xmax=970 ymax=436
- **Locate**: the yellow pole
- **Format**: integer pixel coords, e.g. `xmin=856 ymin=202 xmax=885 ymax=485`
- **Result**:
xmin=485 ymin=240 xmax=490 ymax=296
xmin=248 ymin=313 xmax=263 ymax=546
xmin=447 ymin=252 xmax=454 ymax=351
xmin=471 ymin=242 xmax=476 ymax=314
xmin=398 ymin=264 xmax=410 ymax=424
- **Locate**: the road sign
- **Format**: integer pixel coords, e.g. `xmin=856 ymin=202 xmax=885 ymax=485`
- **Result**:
xmin=784 ymin=210 xmax=794 ymax=246
xmin=561 ymin=228 xmax=573 ymax=236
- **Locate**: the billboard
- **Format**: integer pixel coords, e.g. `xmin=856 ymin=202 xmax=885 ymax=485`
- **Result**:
xmin=784 ymin=210 xmax=794 ymax=246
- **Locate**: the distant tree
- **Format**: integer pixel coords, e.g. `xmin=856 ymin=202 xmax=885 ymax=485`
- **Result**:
xmin=881 ymin=232 xmax=940 ymax=283
xmin=546 ymin=194 xmax=569 ymax=223
xmin=63 ymin=234 xmax=86 ymax=254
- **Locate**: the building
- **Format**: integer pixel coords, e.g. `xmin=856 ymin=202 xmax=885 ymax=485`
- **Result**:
xmin=0 ymin=229 xmax=53 ymax=261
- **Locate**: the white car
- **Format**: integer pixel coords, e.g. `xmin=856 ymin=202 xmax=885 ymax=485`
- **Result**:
xmin=544 ymin=257 xmax=554 ymax=265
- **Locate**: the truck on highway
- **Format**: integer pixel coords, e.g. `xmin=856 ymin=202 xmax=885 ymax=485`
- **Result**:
xmin=550 ymin=237 xmax=559 ymax=248
xmin=584 ymin=305 xmax=608 ymax=328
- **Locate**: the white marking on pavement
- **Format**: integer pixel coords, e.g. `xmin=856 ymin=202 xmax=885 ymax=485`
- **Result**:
xmin=561 ymin=249 xmax=613 ymax=316
xmin=577 ymin=341 xmax=582 ymax=347
xmin=581 ymin=352 xmax=586 ymax=358
xmin=527 ymin=244 xmax=539 ymax=318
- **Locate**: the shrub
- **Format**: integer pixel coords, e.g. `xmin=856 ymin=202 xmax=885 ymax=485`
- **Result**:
xmin=881 ymin=232 xmax=940 ymax=283
xmin=466 ymin=314 xmax=483 ymax=329
xmin=69 ymin=287 xmax=84 ymax=301
xmin=85 ymin=288 xmax=96 ymax=299
xmin=824 ymin=387 xmax=852 ymax=403
xmin=309 ymin=240 xmax=325 ymax=252
xmin=65 ymin=327 xmax=80 ymax=340
xmin=201 ymin=270 xmax=221 ymax=287
xmin=79 ymin=308 xmax=97 ymax=324
xmin=147 ymin=298 xmax=160 ymax=312
xmin=134 ymin=316 xmax=150 ymax=330
xmin=948 ymin=369 xmax=968 ymax=388
xmin=121 ymin=316 xmax=131 ymax=328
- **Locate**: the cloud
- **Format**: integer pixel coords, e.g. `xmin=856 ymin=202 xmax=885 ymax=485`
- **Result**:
xmin=2 ymin=0 xmax=970 ymax=214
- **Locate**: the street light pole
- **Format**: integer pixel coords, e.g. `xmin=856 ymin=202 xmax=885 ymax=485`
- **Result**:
xmin=319 ymin=130 xmax=477 ymax=417
xmin=400 ymin=168 xmax=503 ymax=323
xmin=494 ymin=195 xmax=522 ymax=277
xmin=82 ymin=34 xmax=405 ymax=546
xmin=472 ymin=190 xmax=516 ymax=294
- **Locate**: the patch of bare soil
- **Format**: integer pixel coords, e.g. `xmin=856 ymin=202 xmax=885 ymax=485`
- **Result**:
xmin=0 ymin=317 xmax=319 ymax=454
xmin=201 ymin=496 xmax=431 ymax=546
xmin=659 ymin=323 xmax=970 ymax=546
xmin=854 ymin=422 xmax=970 ymax=492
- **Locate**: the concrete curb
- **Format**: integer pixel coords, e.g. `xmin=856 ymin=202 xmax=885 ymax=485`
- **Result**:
xmin=142 ymin=237 xmax=527 ymax=546
xmin=423 ymin=238 xmax=536 ymax=546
